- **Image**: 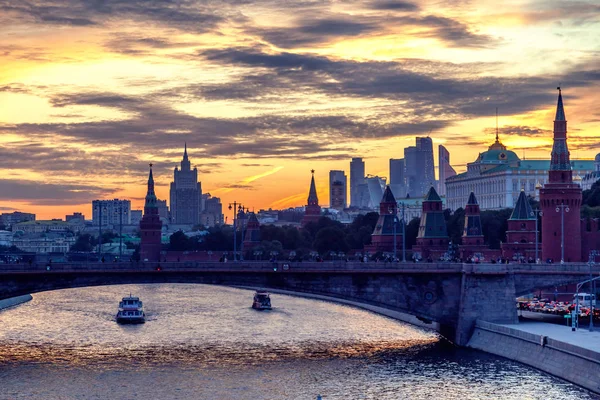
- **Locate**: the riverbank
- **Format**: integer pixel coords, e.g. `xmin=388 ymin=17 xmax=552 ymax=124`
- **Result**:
xmin=0 ymin=294 xmax=32 ymax=311
xmin=468 ymin=320 xmax=600 ymax=395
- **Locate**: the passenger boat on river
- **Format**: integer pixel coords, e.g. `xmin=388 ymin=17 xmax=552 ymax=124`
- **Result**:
xmin=116 ymin=295 xmax=145 ymax=324
xmin=252 ymin=290 xmax=272 ymax=310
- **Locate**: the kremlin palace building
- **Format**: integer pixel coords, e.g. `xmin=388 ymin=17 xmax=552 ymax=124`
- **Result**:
xmin=445 ymin=135 xmax=594 ymax=211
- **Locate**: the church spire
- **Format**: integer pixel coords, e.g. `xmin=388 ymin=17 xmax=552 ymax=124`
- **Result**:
xmin=307 ymin=169 xmax=318 ymax=205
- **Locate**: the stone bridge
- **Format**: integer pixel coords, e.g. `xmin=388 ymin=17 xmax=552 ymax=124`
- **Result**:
xmin=1 ymin=261 xmax=598 ymax=345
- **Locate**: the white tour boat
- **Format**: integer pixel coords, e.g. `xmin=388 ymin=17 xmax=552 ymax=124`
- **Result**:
xmin=116 ymin=295 xmax=145 ymax=324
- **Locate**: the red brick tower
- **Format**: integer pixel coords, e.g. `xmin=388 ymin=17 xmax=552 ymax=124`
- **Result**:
xmin=459 ymin=192 xmax=488 ymax=260
xmin=412 ymin=186 xmax=449 ymax=260
xmin=540 ymin=88 xmax=582 ymax=263
xmin=243 ymin=212 xmax=261 ymax=248
xmin=301 ymin=170 xmax=321 ymax=227
xmin=502 ymin=190 xmax=539 ymax=262
xmin=366 ymin=185 xmax=403 ymax=253
xmin=140 ymin=164 xmax=163 ymax=262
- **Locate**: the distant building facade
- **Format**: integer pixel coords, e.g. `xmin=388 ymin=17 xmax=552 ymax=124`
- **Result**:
xmin=200 ymin=193 xmax=224 ymax=227
xmin=329 ymin=170 xmax=347 ymax=210
xmin=445 ymin=135 xmax=593 ymax=211
xmin=170 ymin=144 xmax=202 ymax=225
xmin=92 ymin=199 xmax=131 ymax=227
xmin=438 ymin=145 xmax=456 ymax=196
xmin=130 ymin=210 xmax=143 ymax=225
xmin=65 ymin=212 xmax=85 ymax=223
xmin=0 ymin=212 xmax=35 ymax=228
xmin=581 ymin=154 xmax=600 ymax=191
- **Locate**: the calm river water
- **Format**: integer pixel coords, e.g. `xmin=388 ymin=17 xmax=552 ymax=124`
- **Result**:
xmin=0 ymin=284 xmax=597 ymax=400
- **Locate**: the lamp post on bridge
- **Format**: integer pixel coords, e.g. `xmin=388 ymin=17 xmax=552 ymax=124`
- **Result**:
xmin=556 ymin=204 xmax=569 ymax=264
xmin=589 ymin=250 xmax=598 ymax=332
xmin=228 ymin=201 xmax=241 ymax=262
xmin=93 ymin=203 xmax=107 ymax=261
xmin=114 ymin=204 xmax=128 ymax=261
xmin=388 ymin=206 xmax=397 ymax=261
xmin=531 ymin=208 xmax=541 ymax=263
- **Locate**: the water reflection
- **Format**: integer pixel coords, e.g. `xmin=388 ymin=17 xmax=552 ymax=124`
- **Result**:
xmin=0 ymin=284 xmax=596 ymax=400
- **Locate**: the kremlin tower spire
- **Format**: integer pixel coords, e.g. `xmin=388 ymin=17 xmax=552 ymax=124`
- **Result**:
xmin=302 ymin=169 xmax=321 ymax=227
xmin=539 ymin=88 xmax=582 ymax=262
xmin=140 ymin=163 xmax=163 ymax=262
xmin=307 ymin=169 xmax=319 ymax=206
xmin=548 ymin=87 xmax=572 ymax=183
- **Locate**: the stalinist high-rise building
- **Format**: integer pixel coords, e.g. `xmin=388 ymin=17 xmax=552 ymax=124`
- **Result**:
xmin=170 ymin=143 xmax=202 ymax=225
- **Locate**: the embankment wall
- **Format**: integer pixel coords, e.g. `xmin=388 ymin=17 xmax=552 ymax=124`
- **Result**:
xmin=468 ymin=320 xmax=600 ymax=395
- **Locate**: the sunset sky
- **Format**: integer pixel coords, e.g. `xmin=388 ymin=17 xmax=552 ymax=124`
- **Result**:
xmin=0 ymin=0 xmax=599 ymax=220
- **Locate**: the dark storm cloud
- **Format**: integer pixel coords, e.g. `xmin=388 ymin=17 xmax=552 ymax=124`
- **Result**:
xmin=200 ymin=47 xmax=600 ymax=118
xmin=0 ymin=179 xmax=117 ymax=205
xmin=255 ymin=18 xmax=379 ymax=48
xmin=483 ymin=125 xmax=550 ymax=137
xmin=369 ymin=0 xmax=419 ymax=11
xmin=0 ymin=0 xmax=224 ymax=33
xmin=247 ymin=13 xmax=493 ymax=49
xmin=104 ymin=34 xmax=202 ymax=55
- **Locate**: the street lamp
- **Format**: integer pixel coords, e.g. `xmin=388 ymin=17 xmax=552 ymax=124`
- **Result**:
xmin=530 ymin=209 xmax=541 ymax=263
xmin=388 ymin=206 xmax=397 ymax=261
xmin=115 ymin=203 xmax=128 ymax=261
xmin=93 ymin=203 xmax=107 ymax=261
xmin=397 ymin=201 xmax=407 ymax=262
xmin=555 ymin=204 xmax=570 ymax=263
xmin=228 ymin=201 xmax=241 ymax=262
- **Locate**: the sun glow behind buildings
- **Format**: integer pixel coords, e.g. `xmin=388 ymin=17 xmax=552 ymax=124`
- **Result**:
xmin=0 ymin=0 xmax=598 ymax=218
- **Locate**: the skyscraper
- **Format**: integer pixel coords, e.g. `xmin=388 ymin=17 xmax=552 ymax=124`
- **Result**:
xmin=416 ymin=137 xmax=435 ymax=190
xmin=350 ymin=157 xmax=365 ymax=207
xmin=389 ymin=158 xmax=405 ymax=198
xmin=329 ymin=170 xmax=347 ymax=210
xmin=438 ymin=145 xmax=456 ymax=196
xmin=170 ymin=143 xmax=202 ymax=225
xmin=404 ymin=137 xmax=435 ymax=198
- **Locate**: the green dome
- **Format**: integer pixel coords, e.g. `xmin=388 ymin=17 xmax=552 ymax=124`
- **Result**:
xmin=477 ymin=149 xmax=520 ymax=163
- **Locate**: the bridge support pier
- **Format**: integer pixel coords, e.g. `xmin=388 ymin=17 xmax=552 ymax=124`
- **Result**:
xmin=453 ymin=268 xmax=519 ymax=346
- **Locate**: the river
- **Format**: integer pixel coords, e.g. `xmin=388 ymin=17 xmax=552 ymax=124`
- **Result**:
xmin=0 ymin=284 xmax=597 ymax=399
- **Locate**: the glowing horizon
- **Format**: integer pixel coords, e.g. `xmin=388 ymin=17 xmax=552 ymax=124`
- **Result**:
xmin=0 ymin=0 xmax=599 ymax=220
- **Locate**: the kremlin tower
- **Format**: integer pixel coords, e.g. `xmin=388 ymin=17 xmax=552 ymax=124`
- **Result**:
xmin=301 ymin=170 xmax=321 ymax=227
xmin=412 ymin=186 xmax=449 ymax=260
xmin=366 ymin=186 xmax=403 ymax=254
xmin=501 ymin=189 xmax=539 ymax=262
xmin=458 ymin=192 xmax=487 ymax=260
xmin=140 ymin=164 xmax=163 ymax=262
xmin=539 ymin=88 xmax=582 ymax=263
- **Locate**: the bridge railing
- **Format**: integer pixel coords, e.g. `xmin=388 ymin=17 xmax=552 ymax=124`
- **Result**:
xmin=0 ymin=260 xmax=467 ymax=274
xmin=0 ymin=261 xmax=598 ymax=275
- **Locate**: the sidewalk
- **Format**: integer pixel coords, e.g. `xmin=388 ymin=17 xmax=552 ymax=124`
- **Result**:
xmin=500 ymin=319 xmax=600 ymax=353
